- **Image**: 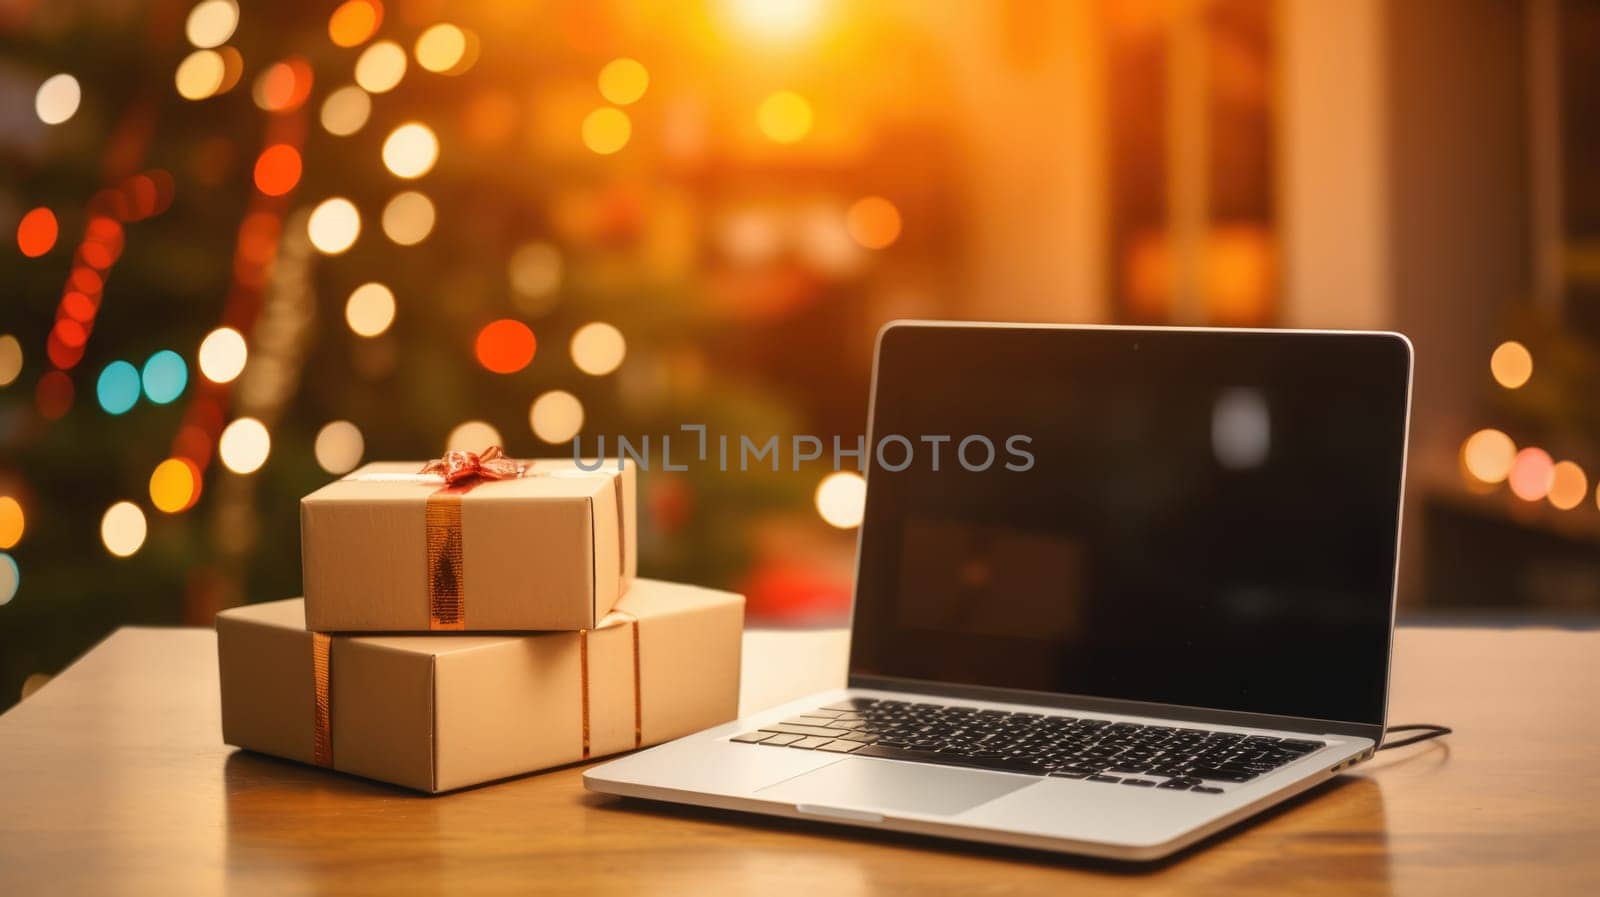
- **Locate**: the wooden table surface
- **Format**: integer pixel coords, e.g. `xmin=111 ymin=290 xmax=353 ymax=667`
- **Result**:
xmin=1 ymin=625 xmax=1596 ymax=896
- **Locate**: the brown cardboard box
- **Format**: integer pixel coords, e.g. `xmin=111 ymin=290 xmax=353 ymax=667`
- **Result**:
xmin=217 ymin=578 xmax=743 ymax=793
xmin=301 ymin=458 xmax=636 ymax=632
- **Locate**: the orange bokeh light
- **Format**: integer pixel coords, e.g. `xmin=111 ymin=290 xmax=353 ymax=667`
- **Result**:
xmin=845 ymin=196 xmax=902 ymax=250
xmin=254 ymin=59 xmax=314 ymax=113
xmin=51 ymin=318 xmax=87 ymax=349
xmin=17 ymin=207 xmax=58 ymax=257
xmin=253 ymin=144 xmax=303 ymax=196
xmin=60 ymin=291 xmax=97 ymax=323
xmin=474 ymin=319 xmax=537 ymax=374
xmin=329 ymin=0 xmax=383 ymax=48
xmin=1508 ymin=447 xmax=1555 ymax=502
xmin=69 ymin=267 xmax=103 ymax=295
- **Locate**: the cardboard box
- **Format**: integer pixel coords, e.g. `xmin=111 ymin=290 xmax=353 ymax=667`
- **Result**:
xmin=217 ymin=578 xmax=743 ymax=793
xmin=301 ymin=458 xmax=636 ymax=632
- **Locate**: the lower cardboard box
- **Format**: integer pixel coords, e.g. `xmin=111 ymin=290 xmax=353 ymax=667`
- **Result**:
xmin=216 ymin=578 xmax=743 ymax=793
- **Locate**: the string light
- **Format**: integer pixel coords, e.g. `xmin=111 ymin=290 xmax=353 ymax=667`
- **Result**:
xmin=328 ymin=0 xmax=383 ymax=48
xmin=1549 ymin=461 xmax=1587 ymax=511
xmin=415 ymin=23 xmax=467 ymax=73
xmin=0 ymin=335 xmax=21 ymax=386
xmin=845 ymin=196 xmax=902 ymax=249
xmin=598 ymin=58 xmax=649 ymax=105
xmin=0 ymin=496 xmax=23 ymax=549
xmin=175 ymin=49 xmax=226 ymax=100
xmin=570 ymin=322 xmax=626 ymax=376
xmin=218 ymin=417 xmax=271 ymax=474
xmin=815 ymin=471 xmax=867 ymax=528
xmin=100 ymin=501 xmax=147 ymax=558
xmin=447 ymin=420 xmax=502 ymax=453
xmin=0 ymin=553 xmax=15 ymax=605
xmin=382 ymin=122 xmax=439 ymax=178
xmin=1508 ymin=447 xmax=1554 ymax=502
xmin=96 ymin=361 xmax=141 ymax=415
xmin=17 ymin=208 xmax=58 ymax=258
xmin=1460 ymin=429 xmax=1516 ymax=484
xmin=582 ymin=107 xmax=631 ymax=155
xmin=475 ymin=319 xmax=536 ymax=373
xmin=530 ymin=391 xmax=583 ymax=444
xmin=307 ymin=198 xmax=360 ymax=254
xmin=198 ymin=327 xmax=247 ymax=383
xmin=34 ymin=74 xmax=81 ymax=125
xmin=149 ymin=458 xmax=202 ymax=513
xmin=314 ymin=420 xmax=365 ymax=474
xmin=381 ymin=191 xmax=435 ymax=245
xmin=320 ymin=85 xmax=371 ymax=136
xmin=354 ymin=40 xmax=407 ymax=93
xmin=185 ymin=1 xmax=239 ymax=49
xmin=253 ymin=144 xmax=302 ymax=196
xmin=345 ymin=283 xmax=396 ymax=337
xmin=1490 ymin=341 xmax=1533 ymax=389
xmin=141 ymin=350 xmax=188 ymax=404
xmin=757 ymin=91 xmax=812 ymax=143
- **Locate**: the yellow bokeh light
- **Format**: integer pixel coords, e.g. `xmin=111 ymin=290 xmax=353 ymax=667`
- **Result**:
xmin=757 ymin=91 xmax=813 ymax=144
xmin=328 ymin=0 xmax=381 ymax=48
xmin=1460 ymin=428 xmax=1516 ymax=485
xmin=0 ymin=334 xmax=22 ymax=387
xmin=582 ymin=107 xmax=631 ymax=155
xmin=570 ymin=322 xmax=626 ymax=376
xmin=35 ymin=73 xmax=81 ymax=125
xmin=100 ymin=501 xmax=147 ymax=558
xmin=415 ymin=23 xmax=467 ymax=73
xmin=447 ymin=420 xmax=503 ymax=453
xmin=598 ymin=58 xmax=649 ymax=105
xmin=508 ymin=242 xmax=562 ymax=314
xmin=186 ymin=0 xmax=239 ymax=49
xmin=307 ymin=197 xmax=361 ymax=254
xmin=0 ymin=496 xmax=23 ymax=549
xmin=1490 ymin=341 xmax=1533 ymax=389
xmin=382 ymin=122 xmax=439 ymax=179
xmin=723 ymin=0 xmax=827 ymax=42
xmin=149 ymin=458 xmax=200 ymax=514
xmin=219 ymin=417 xmax=271 ymax=475
xmin=345 ymin=283 xmax=396 ymax=337
xmin=381 ymin=191 xmax=435 ymax=245
xmin=815 ymin=470 xmax=866 ymax=529
xmin=530 ymin=391 xmax=584 ymax=444
xmin=354 ymin=40 xmax=406 ymax=94
xmin=314 ymin=420 xmax=365 ymax=474
xmin=320 ymin=85 xmax=371 ymax=136
xmin=198 ymin=326 xmax=247 ymax=383
xmin=175 ymin=49 xmax=226 ymax=100
xmin=1549 ymin=461 xmax=1587 ymax=511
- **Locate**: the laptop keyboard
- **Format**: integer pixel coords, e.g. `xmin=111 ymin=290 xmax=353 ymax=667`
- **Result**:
xmin=729 ymin=697 xmax=1327 ymax=793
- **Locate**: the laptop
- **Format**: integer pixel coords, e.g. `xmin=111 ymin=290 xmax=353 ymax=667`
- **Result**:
xmin=585 ymin=321 xmax=1412 ymax=861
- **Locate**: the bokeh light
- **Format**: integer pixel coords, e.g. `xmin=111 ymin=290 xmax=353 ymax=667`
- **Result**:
xmin=219 ymin=417 xmax=271 ymax=474
xmin=354 ymin=40 xmax=406 ymax=93
xmin=845 ymin=196 xmax=902 ymax=249
xmin=757 ymin=91 xmax=813 ymax=143
xmin=17 ymin=207 xmax=58 ymax=258
xmin=1548 ymin=461 xmax=1587 ymax=511
xmin=253 ymin=144 xmax=302 ymax=196
xmin=0 ymin=496 xmax=23 ymax=549
xmin=345 ymin=283 xmax=396 ymax=337
xmin=530 ymin=390 xmax=584 ymax=444
xmin=475 ymin=319 xmax=536 ymax=373
xmin=175 ymin=49 xmax=226 ymax=100
xmin=1461 ymin=428 xmax=1516 ymax=484
xmin=598 ymin=58 xmax=649 ymax=105
xmin=724 ymin=0 xmax=826 ymax=42
xmin=1508 ymin=447 xmax=1554 ymax=502
xmin=328 ymin=0 xmax=382 ymax=47
xmin=381 ymin=191 xmax=435 ymax=245
xmin=307 ymin=197 xmax=361 ymax=254
xmin=447 ymin=420 xmax=502 ymax=453
xmin=253 ymin=58 xmax=313 ymax=112
xmin=100 ymin=501 xmax=147 ymax=558
xmin=415 ymin=23 xmax=467 ymax=73
xmin=0 ymin=335 xmax=21 ymax=386
xmin=149 ymin=457 xmax=202 ymax=513
xmin=570 ymin=322 xmax=626 ymax=376
xmin=815 ymin=471 xmax=867 ymax=529
xmin=198 ymin=327 xmax=247 ymax=383
xmin=508 ymin=242 xmax=562 ymax=312
xmin=315 ymin=420 xmax=365 ymax=474
xmin=382 ymin=122 xmax=439 ymax=178
xmin=186 ymin=0 xmax=238 ymax=49
xmin=1490 ymin=341 xmax=1533 ymax=389
xmin=0 ymin=553 xmax=15 ymax=605
xmin=96 ymin=361 xmax=141 ymax=415
xmin=36 ymin=371 xmax=73 ymax=419
xmin=213 ymin=46 xmax=244 ymax=96
xmin=141 ymin=350 xmax=188 ymax=404
xmin=320 ymin=85 xmax=371 ymax=136
xmin=35 ymin=73 xmax=81 ymax=125
xmin=582 ymin=107 xmax=631 ymax=155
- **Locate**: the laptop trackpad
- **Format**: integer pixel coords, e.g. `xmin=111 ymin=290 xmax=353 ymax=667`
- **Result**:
xmin=757 ymin=758 xmax=1036 ymax=817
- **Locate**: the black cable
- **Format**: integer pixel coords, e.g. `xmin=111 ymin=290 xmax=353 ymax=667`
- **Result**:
xmin=1377 ymin=723 xmax=1452 ymax=751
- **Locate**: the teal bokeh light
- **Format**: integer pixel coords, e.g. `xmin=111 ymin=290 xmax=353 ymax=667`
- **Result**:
xmin=141 ymin=350 xmax=188 ymax=405
xmin=96 ymin=361 xmax=141 ymax=415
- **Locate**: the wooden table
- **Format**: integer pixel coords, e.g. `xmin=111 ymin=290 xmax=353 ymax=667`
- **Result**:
xmin=1 ymin=625 xmax=1596 ymax=896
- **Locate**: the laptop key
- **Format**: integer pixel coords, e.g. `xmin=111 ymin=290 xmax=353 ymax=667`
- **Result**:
xmin=821 ymin=699 xmax=877 ymax=711
xmin=730 ymin=732 xmax=772 ymax=744
xmin=758 ymin=733 xmax=804 ymax=746
xmin=1278 ymin=739 xmax=1324 ymax=753
xmin=1087 ymin=774 xmax=1121 ymax=783
xmin=761 ymin=723 xmax=849 ymax=738
xmin=1192 ymin=786 xmax=1225 ymax=794
xmin=817 ymin=739 xmax=864 ymax=753
xmin=853 ymin=745 xmax=1047 ymax=775
xmin=789 ymin=736 xmax=836 ymax=749
xmin=1121 ymin=778 xmax=1157 ymax=787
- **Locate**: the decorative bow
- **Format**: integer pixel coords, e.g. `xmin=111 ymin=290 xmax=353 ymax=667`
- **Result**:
xmin=418 ymin=446 xmax=526 ymax=486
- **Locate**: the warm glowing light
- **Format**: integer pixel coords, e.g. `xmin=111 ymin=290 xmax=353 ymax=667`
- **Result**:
xmin=320 ymin=85 xmax=371 ymax=136
xmin=0 ymin=335 xmax=21 ymax=387
xmin=1508 ymin=447 xmax=1554 ymax=502
xmin=598 ymin=58 xmax=649 ymax=105
xmin=253 ymin=144 xmax=302 ymax=196
xmin=252 ymin=59 xmax=313 ymax=112
xmin=1461 ymin=428 xmax=1516 ymax=485
xmin=186 ymin=0 xmax=238 ymax=48
xmin=0 ymin=554 xmax=15 ymax=605
xmin=415 ymin=23 xmax=467 ymax=73
xmin=141 ymin=350 xmax=188 ymax=404
xmin=97 ymin=361 xmax=141 ymax=415
xmin=582 ymin=107 xmax=631 ymax=155
xmin=328 ymin=0 xmax=382 ymax=47
xmin=219 ymin=417 xmax=271 ymax=474
xmin=723 ymin=0 xmax=827 ymax=42
xmin=307 ymin=197 xmax=361 ymax=254
xmin=100 ymin=502 xmax=147 ymax=558
xmin=345 ymin=283 xmax=397 ymax=337
xmin=314 ymin=420 xmax=365 ymax=474
xmin=149 ymin=457 xmax=202 ymax=513
xmin=845 ymin=196 xmax=902 ymax=249
xmin=35 ymin=73 xmax=81 ymax=125
xmin=570 ymin=322 xmax=626 ymax=376
xmin=1490 ymin=341 xmax=1533 ymax=389
xmin=530 ymin=391 xmax=584 ymax=444
xmin=175 ymin=49 xmax=226 ymax=100
xmin=447 ymin=420 xmax=502 ymax=453
xmin=1548 ymin=461 xmax=1587 ymax=511
xmin=508 ymin=242 xmax=562 ymax=312
xmin=17 ymin=207 xmax=58 ymax=258
xmin=0 ymin=496 xmax=23 ymax=549
xmin=815 ymin=471 xmax=866 ymax=528
xmin=382 ymin=122 xmax=439 ymax=178
xmin=214 ymin=46 xmax=244 ymax=95
xmin=381 ymin=191 xmax=435 ymax=245
xmin=757 ymin=91 xmax=812 ymax=144
xmin=475 ymin=319 xmax=536 ymax=373
xmin=354 ymin=40 xmax=406 ymax=93
xmin=198 ymin=327 xmax=247 ymax=383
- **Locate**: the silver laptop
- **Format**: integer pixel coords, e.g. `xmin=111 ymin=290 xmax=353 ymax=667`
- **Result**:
xmin=585 ymin=322 xmax=1412 ymax=861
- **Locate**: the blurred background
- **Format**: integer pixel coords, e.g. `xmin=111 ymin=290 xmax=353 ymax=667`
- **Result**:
xmin=2 ymin=0 xmax=1599 ymax=711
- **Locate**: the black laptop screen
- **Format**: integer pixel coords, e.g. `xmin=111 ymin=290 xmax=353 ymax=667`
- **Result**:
xmin=848 ymin=325 xmax=1410 ymax=727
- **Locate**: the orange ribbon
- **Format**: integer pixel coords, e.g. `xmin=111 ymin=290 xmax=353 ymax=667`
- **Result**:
xmin=311 ymin=632 xmax=333 ymax=767
xmin=579 ymin=611 xmax=643 ymax=759
xmin=419 ymin=446 xmax=526 ymax=630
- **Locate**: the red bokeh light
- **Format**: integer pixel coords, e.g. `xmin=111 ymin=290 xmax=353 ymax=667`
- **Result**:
xmin=36 ymin=371 xmax=75 ymax=419
xmin=17 ymin=207 xmax=58 ymax=257
xmin=474 ymin=319 xmax=537 ymax=374
xmin=253 ymin=145 xmax=303 ymax=196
